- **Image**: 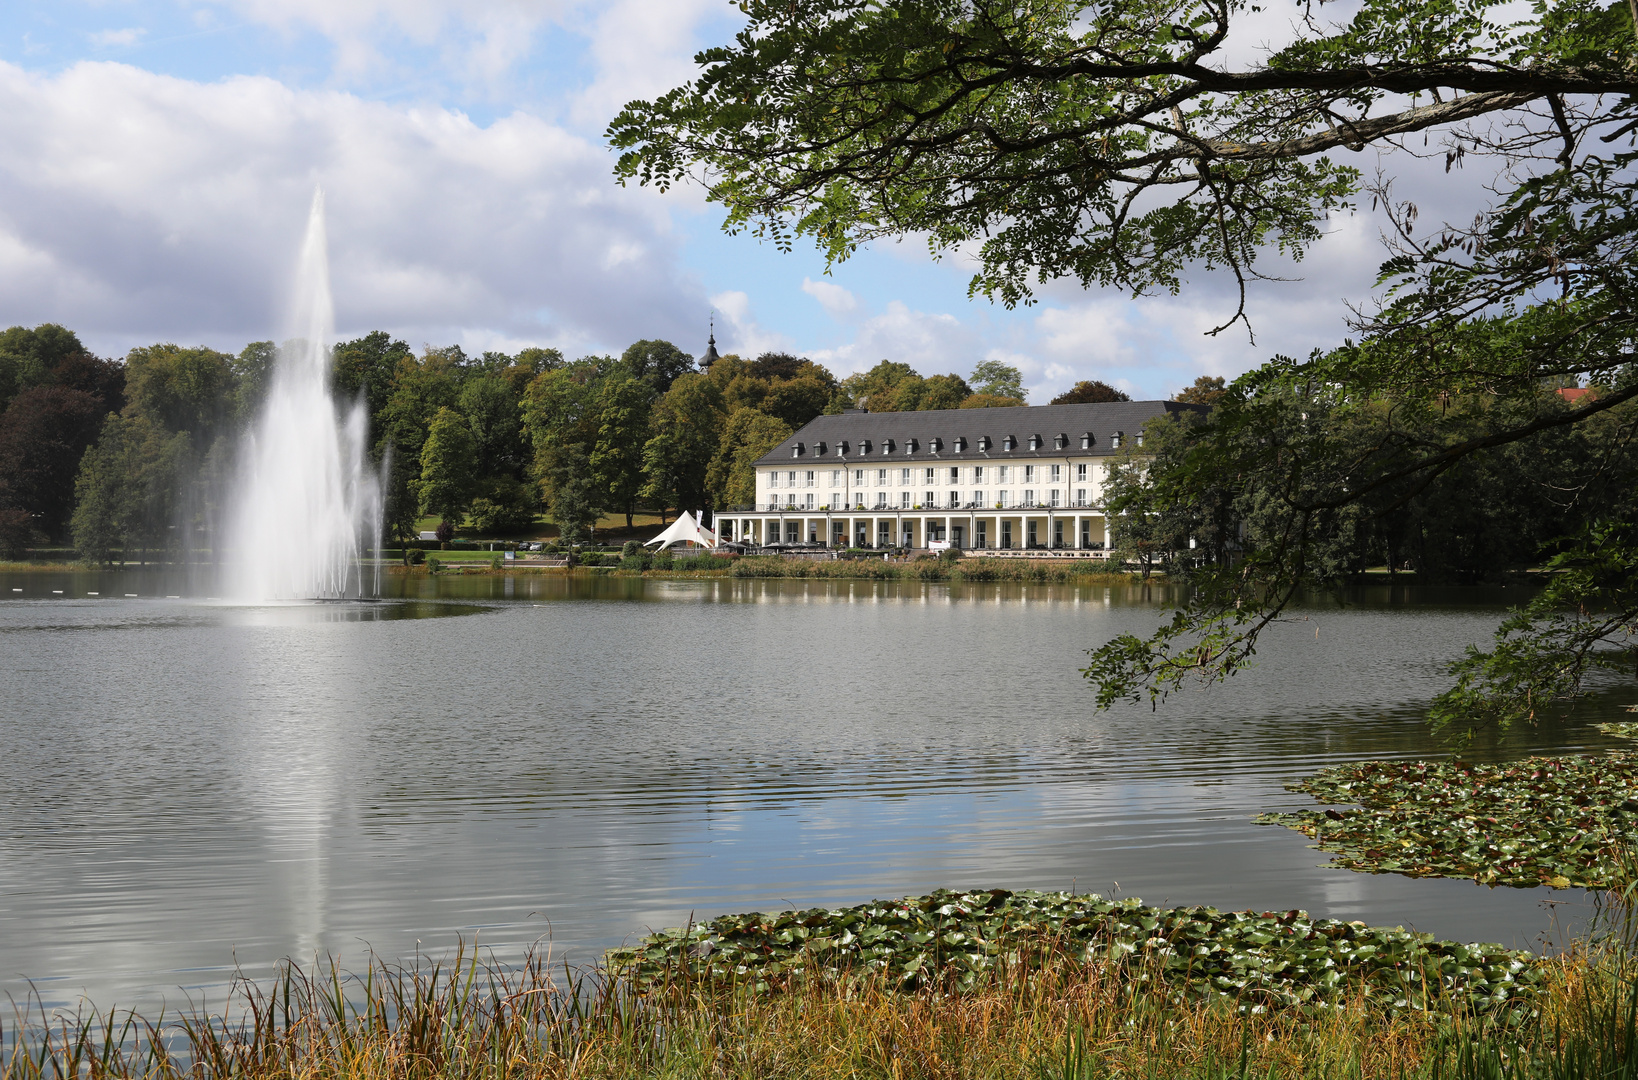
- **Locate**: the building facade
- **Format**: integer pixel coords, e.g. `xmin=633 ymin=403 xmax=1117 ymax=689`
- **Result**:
xmin=716 ymin=400 xmax=1200 ymax=554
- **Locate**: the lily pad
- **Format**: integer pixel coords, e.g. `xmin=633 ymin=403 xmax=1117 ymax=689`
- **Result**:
xmin=607 ymin=888 xmax=1541 ymax=1013
xmin=1257 ymin=753 xmax=1638 ymax=889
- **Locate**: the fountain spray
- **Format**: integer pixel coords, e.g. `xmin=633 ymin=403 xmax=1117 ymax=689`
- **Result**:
xmin=226 ymin=190 xmax=383 ymax=599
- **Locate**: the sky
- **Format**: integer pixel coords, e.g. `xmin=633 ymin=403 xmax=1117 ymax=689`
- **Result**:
xmin=0 ymin=0 xmax=1487 ymax=401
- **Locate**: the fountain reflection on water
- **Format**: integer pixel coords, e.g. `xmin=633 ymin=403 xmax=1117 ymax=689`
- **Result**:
xmin=226 ymin=190 xmax=382 ymax=601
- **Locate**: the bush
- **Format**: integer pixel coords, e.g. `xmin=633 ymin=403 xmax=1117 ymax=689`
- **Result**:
xmin=621 ymin=540 xmax=643 ymax=558
xmin=426 ymin=556 xmax=442 ymax=573
xmin=940 ymin=547 xmax=963 ymax=563
xmin=407 ymin=548 xmax=426 ymax=565
xmin=654 ymin=548 xmax=674 ymax=569
xmin=620 ymin=554 xmax=652 ymax=571
xmin=490 ymin=555 xmax=502 ymax=571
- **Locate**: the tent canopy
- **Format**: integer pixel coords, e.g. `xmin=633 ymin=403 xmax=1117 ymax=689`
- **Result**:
xmin=644 ymin=511 xmax=719 ymax=550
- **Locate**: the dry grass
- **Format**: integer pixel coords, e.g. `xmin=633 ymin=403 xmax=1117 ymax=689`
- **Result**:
xmin=6 ymin=937 xmax=1629 ymax=1080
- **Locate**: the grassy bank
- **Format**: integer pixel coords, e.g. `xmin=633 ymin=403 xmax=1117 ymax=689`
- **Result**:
xmin=4 ymin=905 xmax=1628 ymax=1080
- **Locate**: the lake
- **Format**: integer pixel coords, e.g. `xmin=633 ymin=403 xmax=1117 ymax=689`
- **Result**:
xmin=1 ymin=571 xmax=1627 ymax=1017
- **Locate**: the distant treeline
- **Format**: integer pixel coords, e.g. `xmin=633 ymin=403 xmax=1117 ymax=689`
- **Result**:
xmin=0 ymin=324 xmax=1042 ymax=561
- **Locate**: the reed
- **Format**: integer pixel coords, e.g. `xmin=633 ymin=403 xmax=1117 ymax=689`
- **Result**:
xmin=7 ymin=935 xmax=1634 ymax=1080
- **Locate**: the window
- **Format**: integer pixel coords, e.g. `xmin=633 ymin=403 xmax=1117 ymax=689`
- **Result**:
xmin=1027 ymin=520 xmax=1038 ymax=546
xmin=1049 ymin=489 xmax=1061 ymax=507
xmin=1054 ymin=519 xmax=1064 ymax=547
xmin=1029 ymin=434 xmax=1042 ymax=450
xmin=1136 ymin=430 xmax=1145 ymax=448
xmin=768 ymin=471 xmax=779 ymax=488
xmin=787 ymin=522 xmax=799 ymax=543
xmin=832 ymin=469 xmax=843 ymax=485
xmin=998 ymin=491 xmax=1010 ymax=508
xmin=877 ymin=468 xmax=888 ymax=484
xmin=805 ymin=470 xmax=815 ymax=487
xmin=1080 ymin=519 xmax=1091 ymax=548
xmin=786 ymin=494 xmax=797 ymax=508
xmin=1080 ymin=432 xmax=1092 ymax=450
xmin=997 ymin=464 xmax=1010 ymax=484
xmin=924 ymin=467 xmax=935 ymax=483
xmin=831 ymin=491 xmax=841 ymax=508
xmin=976 ymin=520 xmax=988 ymax=547
xmin=924 ymin=490 xmax=935 ymax=505
xmin=806 ymin=494 xmax=815 ymax=509
xmin=1054 ymin=433 xmax=1067 ymax=449
xmin=876 ymin=492 xmax=888 ymax=508
xmin=948 ymin=466 xmax=959 ymax=483
xmin=1024 ymin=489 xmax=1036 ymax=505
xmin=1111 ymin=431 xmax=1123 ymax=449
xmin=973 ymin=465 xmax=984 ymax=482
xmin=855 ymin=492 xmax=866 ymax=508
xmin=855 ymin=468 xmax=865 ymax=485
xmin=1077 ymin=463 xmax=1087 ymax=481
xmin=1003 ymin=434 xmax=1016 ymax=451
xmin=787 ymin=471 xmax=797 ymax=486
xmin=948 ymin=491 xmax=960 ymax=508
xmin=900 ymin=491 xmax=911 ymax=508
xmin=900 ymin=468 xmax=911 ymax=484
xmin=1049 ymin=464 xmax=1061 ymax=482
xmin=1076 ymin=487 xmax=1087 ymax=506
xmin=1024 ymin=464 xmax=1036 ymax=483
xmin=973 ymin=490 xmax=985 ymax=505
xmin=1001 ymin=520 xmax=1013 ymax=548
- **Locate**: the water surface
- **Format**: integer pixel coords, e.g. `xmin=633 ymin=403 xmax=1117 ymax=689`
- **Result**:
xmin=0 ymin=572 xmax=1626 ymax=1016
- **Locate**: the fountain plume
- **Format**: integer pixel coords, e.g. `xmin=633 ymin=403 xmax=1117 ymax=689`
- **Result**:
xmin=226 ymin=190 xmax=382 ymax=599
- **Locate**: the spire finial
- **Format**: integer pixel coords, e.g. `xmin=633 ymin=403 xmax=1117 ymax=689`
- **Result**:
xmin=702 ymin=312 xmax=721 ymax=368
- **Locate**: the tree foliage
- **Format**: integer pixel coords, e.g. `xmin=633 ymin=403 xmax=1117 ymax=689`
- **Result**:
xmin=609 ymin=0 xmax=1638 ymax=735
xmin=1052 ymin=380 xmax=1131 ymax=404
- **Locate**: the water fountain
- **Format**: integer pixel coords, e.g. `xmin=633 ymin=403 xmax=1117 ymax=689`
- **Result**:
xmin=226 ymin=191 xmax=382 ymax=600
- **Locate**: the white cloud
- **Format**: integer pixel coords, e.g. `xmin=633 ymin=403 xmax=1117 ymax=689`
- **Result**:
xmin=709 ymin=290 xmax=791 ymax=358
xmin=0 ymin=59 xmax=707 ymax=359
xmin=805 ymin=301 xmax=977 ymax=378
xmin=800 ymin=277 xmax=858 ymax=320
xmin=89 ymin=28 xmax=147 ymax=49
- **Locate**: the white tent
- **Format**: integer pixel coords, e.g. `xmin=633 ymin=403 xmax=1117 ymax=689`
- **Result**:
xmin=644 ymin=511 xmax=719 ymax=550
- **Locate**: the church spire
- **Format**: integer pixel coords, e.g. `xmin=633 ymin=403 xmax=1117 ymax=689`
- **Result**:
xmin=701 ymin=313 xmax=720 ymax=368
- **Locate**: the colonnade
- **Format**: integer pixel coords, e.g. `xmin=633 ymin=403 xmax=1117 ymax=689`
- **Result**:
xmin=717 ymin=512 xmax=1110 ymax=552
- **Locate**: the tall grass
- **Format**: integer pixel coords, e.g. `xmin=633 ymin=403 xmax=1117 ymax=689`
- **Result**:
xmin=7 ymin=936 xmax=1636 ymax=1080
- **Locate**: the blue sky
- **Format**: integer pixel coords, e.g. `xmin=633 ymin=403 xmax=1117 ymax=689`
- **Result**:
xmin=0 ymin=0 xmax=1454 ymax=400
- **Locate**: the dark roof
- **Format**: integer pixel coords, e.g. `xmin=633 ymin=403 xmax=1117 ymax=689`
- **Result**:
xmin=755 ymin=400 xmax=1202 ymax=467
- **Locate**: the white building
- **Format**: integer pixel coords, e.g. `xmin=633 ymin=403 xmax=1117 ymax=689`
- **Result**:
xmin=716 ymin=399 xmax=1201 ymax=554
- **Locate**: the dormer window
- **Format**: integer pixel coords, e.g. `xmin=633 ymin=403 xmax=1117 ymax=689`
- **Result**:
xmin=838 ymin=439 xmax=850 ymax=455
xmin=860 ymin=438 xmax=872 ymax=454
xmin=1003 ymin=435 xmax=1016 ymax=451
xmin=1111 ymin=432 xmax=1123 ymax=449
xmin=930 ymin=437 xmax=944 ymax=452
xmin=1028 ymin=434 xmax=1042 ymax=450
xmin=1054 ymin=433 xmax=1068 ymax=450
xmin=1080 ymin=432 xmax=1093 ymax=450
xmin=816 ymin=440 xmax=828 ymax=455
xmin=883 ymin=438 xmax=895 ymax=453
xmin=1135 ymin=430 xmax=1145 ymax=448
xmin=953 ymin=436 xmax=967 ymax=452
xmin=905 ymin=437 xmax=919 ymax=453
xmin=792 ymin=442 xmax=805 ymax=457
xmin=977 ymin=435 xmax=991 ymax=451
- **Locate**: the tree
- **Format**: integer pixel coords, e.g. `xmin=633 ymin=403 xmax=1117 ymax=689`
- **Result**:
xmin=611 ymin=0 xmax=1638 ymax=325
xmin=539 ymin=442 xmax=602 ymax=544
xmin=232 ymin=342 xmax=278 ymax=426
xmin=970 ymin=359 xmax=1024 ymax=401
xmin=621 ymin=339 xmax=695 ymax=395
xmin=415 ymin=407 xmax=477 ymax=526
xmin=707 ymin=408 xmax=794 ymax=508
xmin=122 ymin=344 xmax=239 ymax=462
xmin=643 ymin=372 xmax=725 ymax=520
xmin=0 ymin=323 xmax=86 ymax=414
xmin=332 ymin=331 xmax=413 ymax=448
xmin=70 ymin=413 xmax=189 ymax=564
xmin=1176 ymin=376 xmax=1228 ymax=406
xmin=0 ymin=386 xmax=112 ymax=542
xmin=959 ymin=392 xmax=1026 ymax=409
xmin=610 ymin=0 xmax=1638 ymax=737
xmin=457 ymin=374 xmax=526 ymax=480
xmin=1051 ymin=381 xmax=1130 ymax=405
xmin=590 ymin=376 xmax=652 ymax=528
